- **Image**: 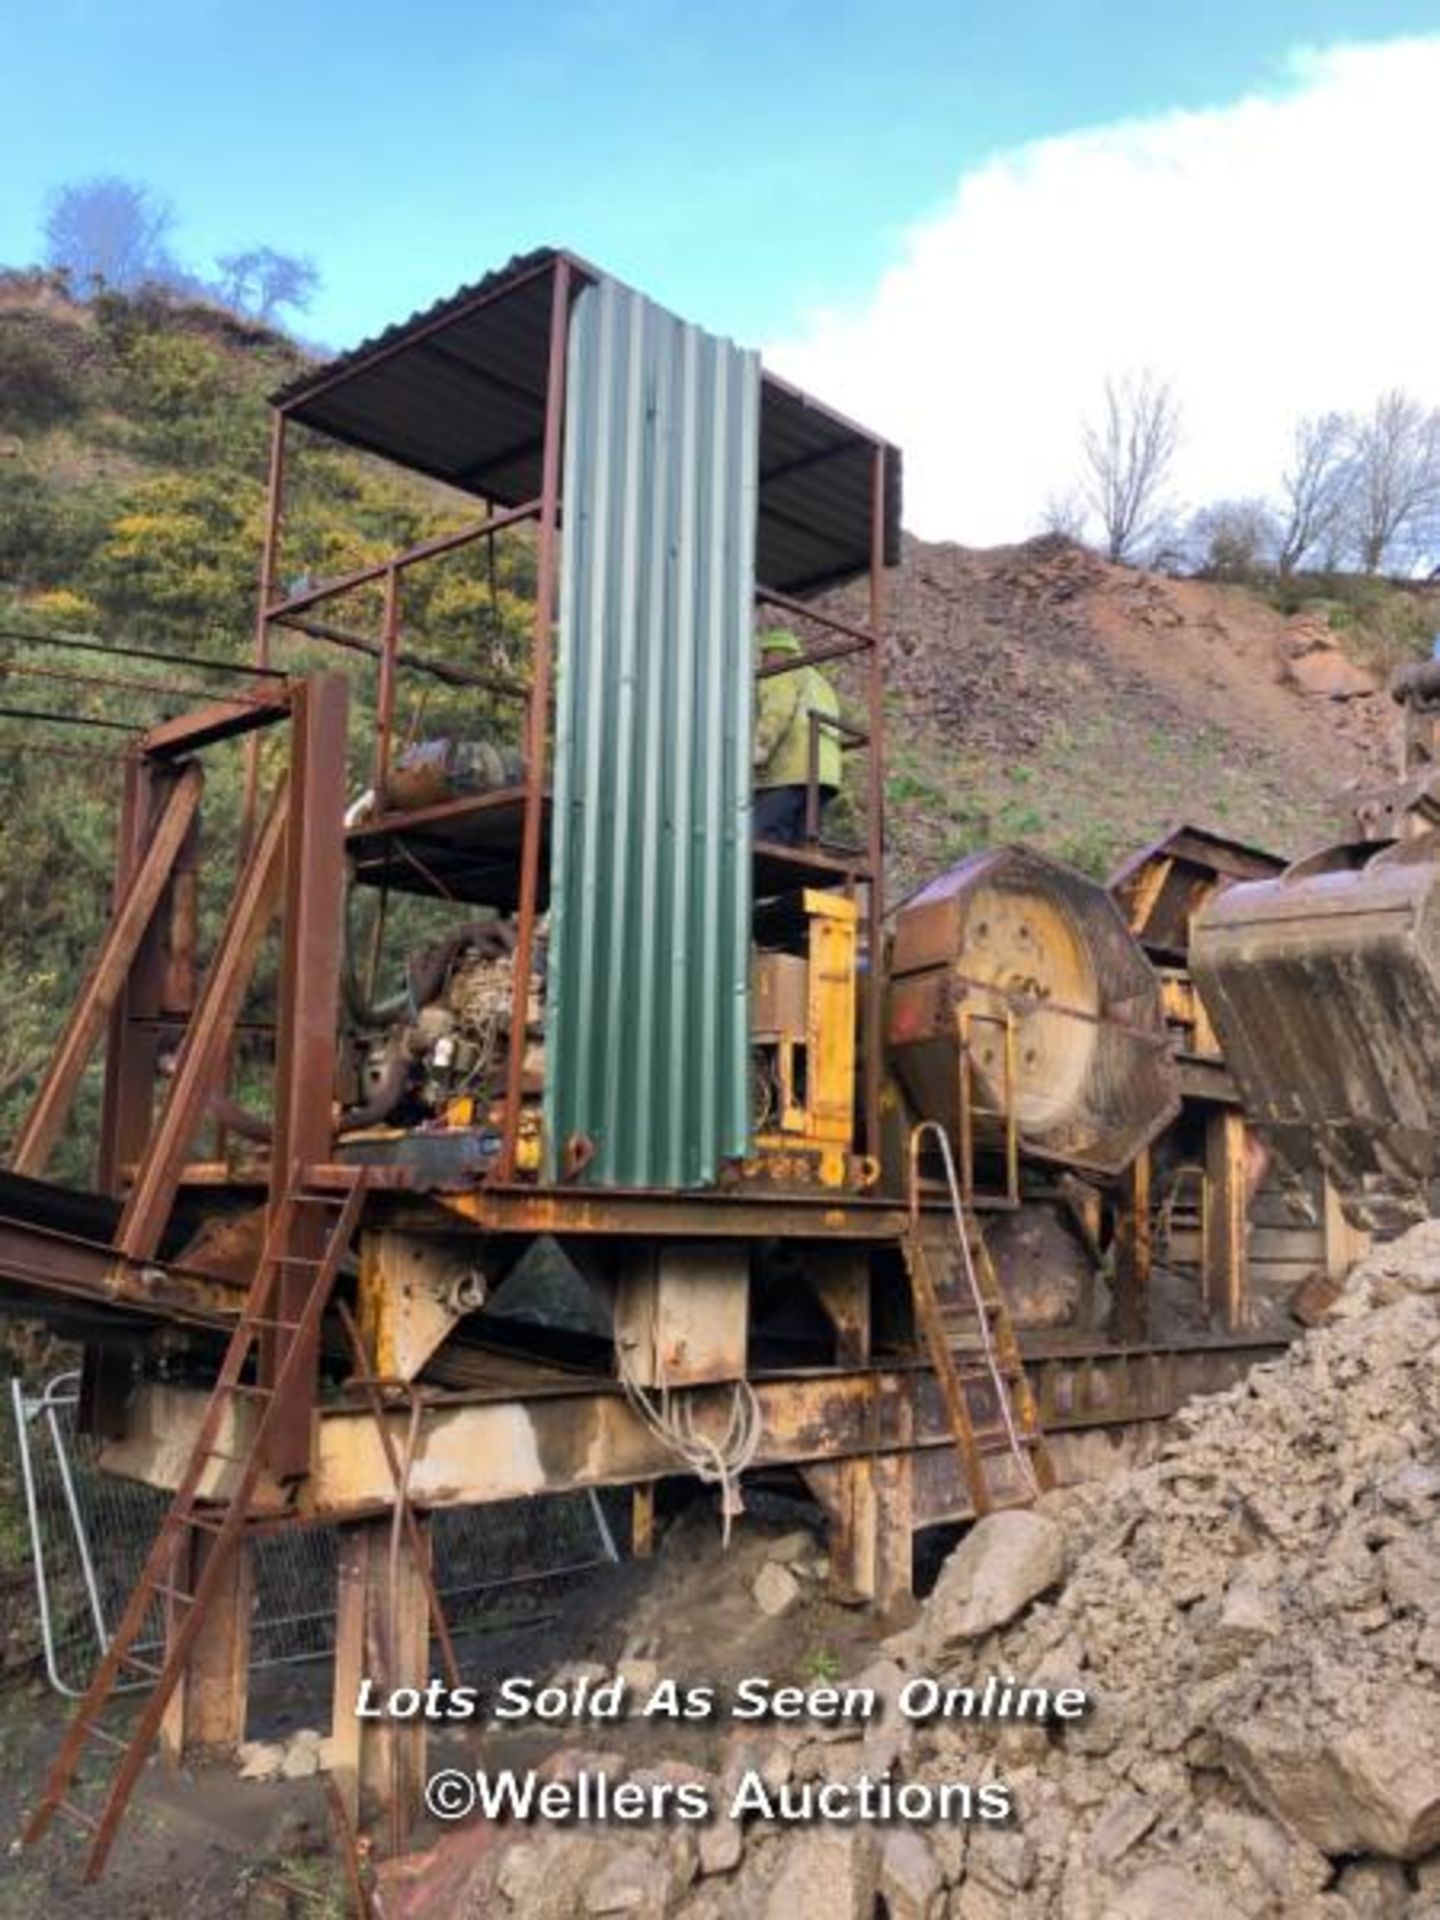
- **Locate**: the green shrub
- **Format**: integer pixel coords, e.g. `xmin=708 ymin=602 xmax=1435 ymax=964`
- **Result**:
xmin=87 ymin=468 xmax=262 ymax=640
xmin=0 ymin=313 xmax=87 ymax=430
xmin=0 ymin=466 xmax=110 ymax=588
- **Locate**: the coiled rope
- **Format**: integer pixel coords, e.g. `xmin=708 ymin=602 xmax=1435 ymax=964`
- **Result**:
xmin=616 ymin=1344 xmax=763 ymax=1547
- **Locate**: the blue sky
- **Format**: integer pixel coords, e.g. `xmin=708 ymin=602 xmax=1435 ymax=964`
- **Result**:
xmin=1 ymin=0 xmax=1435 ymax=348
xmin=3 ymin=4 xmax=1439 ymax=539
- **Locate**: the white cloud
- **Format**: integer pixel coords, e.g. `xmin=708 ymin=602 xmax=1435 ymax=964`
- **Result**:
xmin=766 ymin=38 xmax=1440 ymax=545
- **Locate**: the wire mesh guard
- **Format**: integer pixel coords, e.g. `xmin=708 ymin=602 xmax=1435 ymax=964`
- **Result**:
xmin=10 ymin=1373 xmax=620 ymax=1700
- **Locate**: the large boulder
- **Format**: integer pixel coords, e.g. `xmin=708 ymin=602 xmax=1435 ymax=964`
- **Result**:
xmin=923 ymin=1510 xmax=1066 ymax=1656
xmin=1284 ymin=637 xmax=1379 ymax=699
xmin=1108 ymin=1866 xmax=1237 ymax=1920
xmin=752 ymin=1560 xmax=802 ymax=1618
xmin=876 ymin=1830 xmax=941 ymax=1919
xmin=759 ymin=1828 xmax=878 ymax=1920
xmin=492 ymin=1833 xmax=609 ymax=1920
xmin=1221 ymin=1684 xmax=1440 ymax=1859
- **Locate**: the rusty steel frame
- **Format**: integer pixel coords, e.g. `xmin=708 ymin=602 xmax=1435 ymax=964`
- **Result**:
xmin=142 ymin=690 xmax=291 ymax=760
xmin=12 ymin=764 xmax=204 ymax=1180
xmin=270 ymin=612 xmax=528 ymax=698
xmin=261 ymin=676 xmax=351 ymax=1474
xmin=109 ymin=1336 xmax=1284 ymax=1525
xmin=866 ymin=447 xmax=888 ymax=1161
xmin=247 ymin=257 xmax=594 ymax=1191
xmin=499 ymin=255 xmax=574 ymax=1179
xmin=0 ymin=1212 xmax=238 ymax=1327
xmin=239 ymin=253 xmax=894 ymax=1185
xmin=750 ymin=444 xmax=888 ymax=1158
xmin=424 ymin=1180 xmax=919 ymax=1238
xmin=264 ymin=499 xmax=545 ymax=624
xmin=241 ymin=412 xmax=288 ymax=851
xmin=114 ymin=780 xmax=290 ymax=1262
xmin=99 ymin=757 xmax=185 ymax=1195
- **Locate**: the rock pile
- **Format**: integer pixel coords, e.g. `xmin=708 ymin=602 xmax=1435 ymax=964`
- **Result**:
xmin=820 ymin=532 xmax=1405 ymax=896
xmin=900 ymin=1222 xmax=1440 ymax=1917
xmin=382 ymin=1224 xmax=1440 ymax=1918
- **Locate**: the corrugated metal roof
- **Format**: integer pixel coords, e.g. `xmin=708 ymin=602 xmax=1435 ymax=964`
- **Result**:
xmin=544 ymin=277 xmax=758 ymax=1189
xmin=272 ymin=249 xmax=900 ymax=594
xmin=273 ymin=249 xmax=561 ymax=506
xmin=758 ymin=378 xmax=901 ymax=590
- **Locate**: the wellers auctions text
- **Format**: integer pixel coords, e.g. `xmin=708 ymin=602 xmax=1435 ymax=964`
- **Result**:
xmin=357 ymin=1670 xmax=1092 ymax=1726
xmin=423 ymin=1764 xmax=1014 ymax=1827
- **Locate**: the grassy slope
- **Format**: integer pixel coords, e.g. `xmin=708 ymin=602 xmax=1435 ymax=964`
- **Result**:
xmin=0 ymin=275 xmax=531 ymax=1174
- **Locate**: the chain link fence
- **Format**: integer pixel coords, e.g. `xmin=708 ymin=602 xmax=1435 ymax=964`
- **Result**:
xmin=10 ymin=1371 xmax=620 ymax=1697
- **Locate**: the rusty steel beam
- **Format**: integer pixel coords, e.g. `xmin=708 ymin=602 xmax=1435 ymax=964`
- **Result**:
xmin=373 ymin=569 xmax=399 ymax=801
xmin=264 ymin=500 xmax=542 ymax=622
xmin=106 ymin=1339 xmax=1284 ymax=1520
xmin=114 ymin=781 xmax=289 ymax=1261
xmin=242 ymin=412 xmax=288 ymax=850
xmin=754 ymin=630 xmax=871 ymax=679
xmin=330 ymin=1519 xmax=431 ymax=1842
xmin=909 ymin=1422 xmax=1168 ymax=1529
xmin=1112 ymin=1147 xmax=1153 ymax=1344
xmin=864 ymin=445 xmax=887 ymax=1157
xmin=501 ymin=256 xmax=572 ymax=1179
xmin=429 ymin=1183 xmax=915 ymax=1239
xmin=11 ymin=764 xmax=204 ymax=1179
xmin=141 ymin=689 xmax=291 ymax=760
xmin=99 ymin=758 xmax=172 ymax=1194
xmin=263 ymin=674 xmax=349 ymax=1476
xmin=805 ymin=1450 xmax=913 ymax=1605
xmin=0 ymin=1213 xmax=237 ymax=1328
xmin=272 ymin=612 xmax=527 ymax=698
xmin=1205 ymin=1108 xmax=1249 ymax=1333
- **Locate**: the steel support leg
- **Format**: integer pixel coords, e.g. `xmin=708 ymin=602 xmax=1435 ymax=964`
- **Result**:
xmin=159 ymin=1533 xmax=253 ymax=1760
xmin=331 ymin=1516 xmax=431 ymax=1850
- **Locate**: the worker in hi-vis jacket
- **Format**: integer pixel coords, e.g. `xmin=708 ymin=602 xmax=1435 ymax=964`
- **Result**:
xmin=752 ymin=627 xmax=840 ymax=845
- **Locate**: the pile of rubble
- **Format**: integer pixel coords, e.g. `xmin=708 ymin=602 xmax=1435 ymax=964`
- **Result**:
xmin=821 ymin=531 xmax=1406 ymax=894
xmin=382 ymin=1224 xmax=1440 ymax=1918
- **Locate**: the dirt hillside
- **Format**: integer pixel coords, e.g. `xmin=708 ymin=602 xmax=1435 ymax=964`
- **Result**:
xmin=847 ymin=536 xmax=1412 ymax=893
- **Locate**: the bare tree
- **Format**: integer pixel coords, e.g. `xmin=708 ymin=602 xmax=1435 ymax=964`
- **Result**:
xmin=1188 ymin=497 xmax=1279 ymax=580
xmin=43 ymin=177 xmax=176 ymax=292
xmin=216 ymin=247 xmax=321 ymax=323
xmin=1276 ymin=411 xmax=1356 ymax=574
xmin=1081 ymin=369 xmax=1182 ymax=563
xmin=1349 ymin=389 xmax=1440 ymax=574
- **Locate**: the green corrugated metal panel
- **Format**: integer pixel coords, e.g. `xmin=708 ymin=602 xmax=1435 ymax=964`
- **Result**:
xmin=545 ymin=278 xmax=759 ymax=1188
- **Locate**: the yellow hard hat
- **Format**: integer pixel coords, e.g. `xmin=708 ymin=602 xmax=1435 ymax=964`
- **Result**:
xmin=757 ymin=626 xmax=802 ymax=658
